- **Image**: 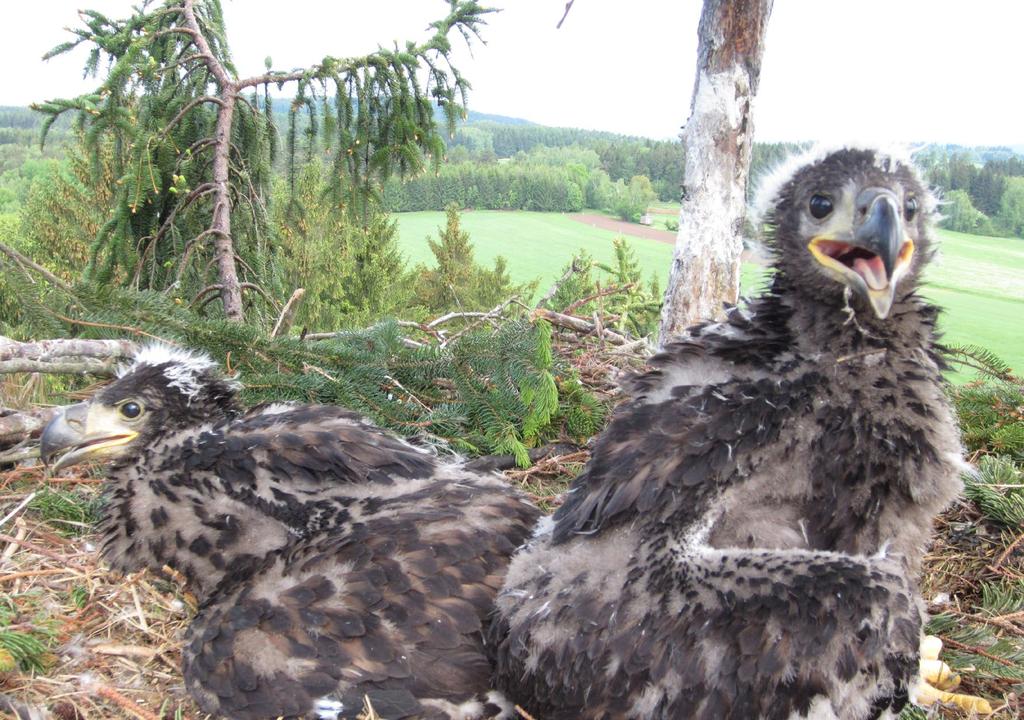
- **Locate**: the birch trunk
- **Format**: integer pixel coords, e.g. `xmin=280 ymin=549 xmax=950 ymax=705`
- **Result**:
xmin=658 ymin=0 xmax=772 ymax=346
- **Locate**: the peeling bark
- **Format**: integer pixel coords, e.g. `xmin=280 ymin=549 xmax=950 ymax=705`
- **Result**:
xmin=0 ymin=338 xmax=137 ymax=376
xmin=0 ymin=407 xmax=59 ymax=449
xmin=658 ymin=0 xmax=772 ymax=346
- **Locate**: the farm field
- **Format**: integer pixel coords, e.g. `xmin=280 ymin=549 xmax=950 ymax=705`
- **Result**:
xmin=394 ymin=209 xmax=768 ymax=297
xmin=396 ymin=210 xmax=1024 ymax=379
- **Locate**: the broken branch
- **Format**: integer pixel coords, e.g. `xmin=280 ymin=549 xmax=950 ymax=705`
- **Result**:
xmin=0 ymin=338 xmax=137 ymax=376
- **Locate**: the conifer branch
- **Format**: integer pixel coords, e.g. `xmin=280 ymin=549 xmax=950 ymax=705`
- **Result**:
xmin=36 ymin=0 xmax=490 ymax=320
xmin=157 ymin=95 xmax=225 ymax=140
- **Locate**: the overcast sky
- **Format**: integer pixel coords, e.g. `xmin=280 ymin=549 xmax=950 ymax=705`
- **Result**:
xmin=1 ymin=1 xmax=1020 ymax=147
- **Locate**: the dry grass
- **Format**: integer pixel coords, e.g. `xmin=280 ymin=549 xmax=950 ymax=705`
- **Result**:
xmin=0 ymin=465 xmax=205 ymax=720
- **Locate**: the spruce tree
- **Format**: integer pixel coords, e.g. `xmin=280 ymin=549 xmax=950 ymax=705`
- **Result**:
xmin=414 ymin=202 xmax=525 ymax=313
xmin=419 ymin=202 xmax=479 ymax=310
xmin=271 ymin=163 xmax=411 ymax=331
xmin=34 ymin=0 xmax=490 ymax=322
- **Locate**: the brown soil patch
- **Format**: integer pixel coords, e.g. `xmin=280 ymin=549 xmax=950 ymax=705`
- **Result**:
xmin=567 ymin=213 xmax=769 ymax=266
xmin=568 ymin=213 xmax=676 ymax=243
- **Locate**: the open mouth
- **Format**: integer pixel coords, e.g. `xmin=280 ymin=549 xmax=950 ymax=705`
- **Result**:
xmin=809 ymin=238 xmax=914 ymax=291
xmin=813 ymin=240 xmax=887 ymax=290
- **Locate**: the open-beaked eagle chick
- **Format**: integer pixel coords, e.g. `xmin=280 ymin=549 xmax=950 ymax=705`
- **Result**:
xmin=40 ymin=346 xmax=538 ymax=720
xmin=489 ymin=146 xmax=976 ymax=719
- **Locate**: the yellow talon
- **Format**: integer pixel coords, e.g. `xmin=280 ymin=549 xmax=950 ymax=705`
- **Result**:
xmin=914 ymin=681 xmax=993 ymax=715
xmin=920 ymin=658 xmax=960 ymax=690
xmin=915 ymin=635 xmax=992 ymax=714
xmin=920 ymin=634 xmax=943 ymax=661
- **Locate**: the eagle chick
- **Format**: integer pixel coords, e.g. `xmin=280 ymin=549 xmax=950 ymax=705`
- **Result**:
xmin=489 ymin=146 xmax=973 ymax=719
xmin=41 ymin=346 xmax=538 ymax=720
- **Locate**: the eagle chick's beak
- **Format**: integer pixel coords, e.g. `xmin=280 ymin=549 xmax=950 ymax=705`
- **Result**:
xmin=40 ymin=402 xmax=138 ymax=472
xmin=808 ymin=188 xmax=915 ymax=319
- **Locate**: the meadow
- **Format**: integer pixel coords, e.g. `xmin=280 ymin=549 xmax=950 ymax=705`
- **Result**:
xmin=394 ymin=209 xmax=767 ymax=295
xmin=396 ymin=210 xmax=1024 ymax=380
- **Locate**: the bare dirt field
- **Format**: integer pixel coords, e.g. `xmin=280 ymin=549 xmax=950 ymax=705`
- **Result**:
xmin=568 ymin=213 xmax=676 ymax=243
xmin=568 ymin=213 xmax=769 ymax=265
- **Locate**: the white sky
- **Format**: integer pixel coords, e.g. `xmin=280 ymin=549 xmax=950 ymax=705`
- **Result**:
xmin=1 ymin=1 xmax=1020 ymax=146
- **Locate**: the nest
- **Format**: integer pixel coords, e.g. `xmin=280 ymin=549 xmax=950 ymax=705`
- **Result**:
xmin=0 ymin=466 xmax=203 ymax=720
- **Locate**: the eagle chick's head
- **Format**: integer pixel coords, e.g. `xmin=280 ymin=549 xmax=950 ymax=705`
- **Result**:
xmin=41 ymin=344 xmax=239 ymax=472
xmin=756 ymin=145 xmax=936 ymax=319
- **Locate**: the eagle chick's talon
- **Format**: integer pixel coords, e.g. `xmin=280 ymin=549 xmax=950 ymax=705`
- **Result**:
xmin=920 ymin=635 xmax=961 ymax=690
xmin=920 ymin=658 xmax=960 ymax=691
xmin=914 ymin=681 xmax=993 ymax=715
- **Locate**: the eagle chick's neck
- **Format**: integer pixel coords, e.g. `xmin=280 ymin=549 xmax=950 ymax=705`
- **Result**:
xmin=774 ymin=277 xmax=935 ymax=362
xmin=98 ymin=427 xmax=294 ymax=599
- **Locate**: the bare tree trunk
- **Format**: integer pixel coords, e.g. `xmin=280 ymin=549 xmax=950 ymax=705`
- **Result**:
xmin=209 ymin=90 xmax=244 ymax=321
xmin=658 ymin=0 xmax=772 ymax=346
xmin=180 ymin=0 xmax=245 ymax=322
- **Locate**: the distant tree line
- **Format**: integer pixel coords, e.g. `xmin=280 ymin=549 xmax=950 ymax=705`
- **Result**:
xmin=915 ymin=147 xmax=1024 ymax=237
xmin=5 ymin=103 xmax=1023 ymax=239
xmin=447 ymin=121 xmax=685 ymax=201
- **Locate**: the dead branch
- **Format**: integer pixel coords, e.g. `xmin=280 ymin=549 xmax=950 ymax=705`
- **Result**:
xmin=0 ymin=240 xmax=72 ymax=292
xmin=536 ymin=256 xmax=588 ymax=308
xmin=562 ymin=282 xmax=636 ymax=315
xmin=303 ymin=331 xmax=426 ymax=350
xmin=439 ymin=297 xmax=522 ymax=346
xmin=532 ymin=308 xmax=630 ymax=345
xmin=556 ymin=0 xmax=576 ymax=29
xmin=0 ymin=338 xmax=137 ymax=376
xmin=271 ymin=289 xmax=306 ymax=338
xmin=0 ymin=444 xmax=38 ymax=466
xmin=0 ymin=407 xmax=59 ymax=447
xmin=426 ymin=310 xmax=494 ymax=329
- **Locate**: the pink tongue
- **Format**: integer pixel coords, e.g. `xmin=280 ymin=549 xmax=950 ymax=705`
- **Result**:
xmin=854 ymin=256 xmax=888 ymax=290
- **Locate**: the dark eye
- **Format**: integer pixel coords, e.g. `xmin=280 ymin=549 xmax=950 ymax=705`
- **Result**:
xmin=904 ymin=196 xmax=918 ymax=221
xmin=809 ymin=194 xmax=833 ymax=219
xmin=120 ymin=401 xmax=143 ymax=420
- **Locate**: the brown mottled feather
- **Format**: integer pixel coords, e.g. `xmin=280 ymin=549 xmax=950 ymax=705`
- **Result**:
xmin=51 ymin=354 xmax=536 ymax=720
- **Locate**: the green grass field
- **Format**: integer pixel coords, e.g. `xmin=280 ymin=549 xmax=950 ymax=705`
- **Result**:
xmin=395 ymin=211 xmax=1023 ymax=380
xmin=921 ymin=230 xmax=1024 ymax=379
xmin=394 ymin=209 xmax=766 ymax=296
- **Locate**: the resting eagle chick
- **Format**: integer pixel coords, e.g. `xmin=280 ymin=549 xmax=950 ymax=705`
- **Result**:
xmin=489 ymin=146 xmax=973 ymax=719
xmin=40 ymin=346 xmax=538 ymax=720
